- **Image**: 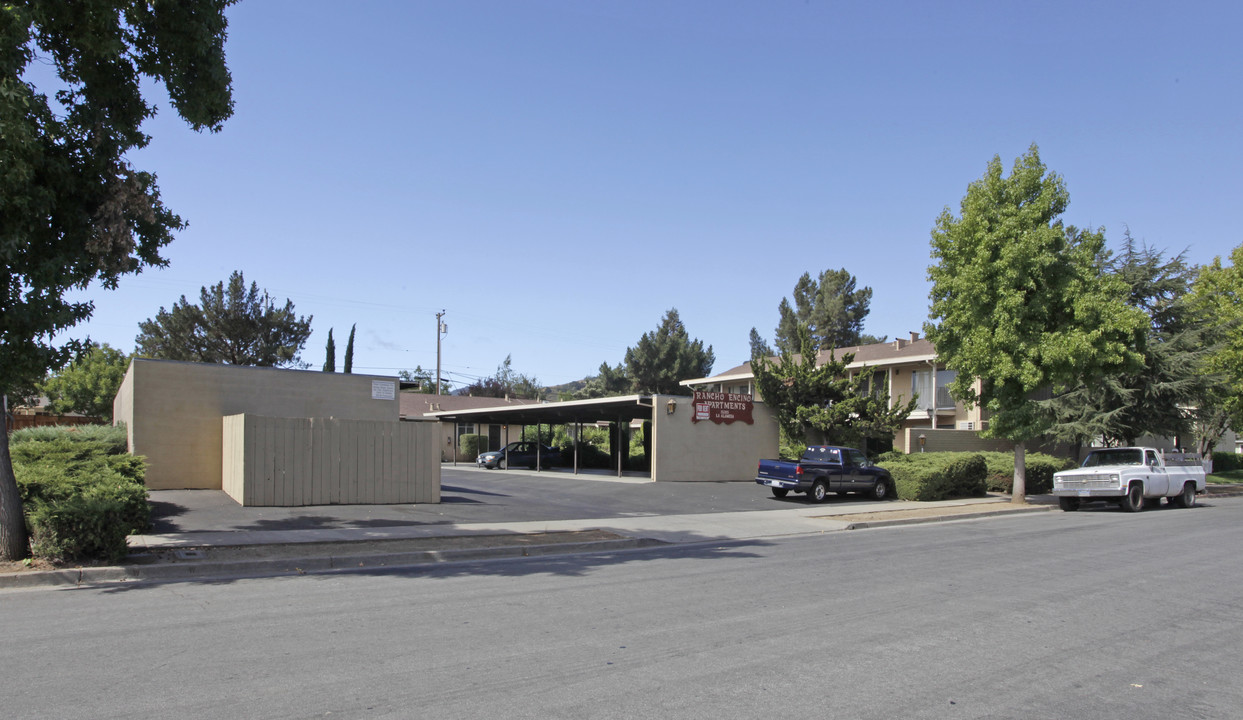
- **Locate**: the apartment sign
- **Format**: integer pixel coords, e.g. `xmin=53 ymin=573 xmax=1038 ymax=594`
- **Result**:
xmin=692 ymin=391 xmax=754 ymax=425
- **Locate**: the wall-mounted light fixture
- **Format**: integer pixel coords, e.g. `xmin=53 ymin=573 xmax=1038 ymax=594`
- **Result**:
xmin=666 ymin=399 xmax=677 ymax=415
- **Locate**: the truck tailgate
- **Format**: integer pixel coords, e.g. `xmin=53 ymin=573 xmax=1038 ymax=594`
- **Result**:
xmin=757 ymin=459 xmax=800 ymax=482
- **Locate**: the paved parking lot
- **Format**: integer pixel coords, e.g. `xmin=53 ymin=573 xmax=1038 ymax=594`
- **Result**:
xmin=149 ymin=464 xmax=888 ymax=534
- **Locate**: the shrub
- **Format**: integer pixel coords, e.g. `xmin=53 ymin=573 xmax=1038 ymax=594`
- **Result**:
xmin=10 ymin=424 xmax=148 ymax=562
xmin=458 ymin=434 xmax=484 ymax=461
xmin=28 ymin=490 xmax=142 ymax=563
xmin=1210 ymin=453 xmax=1243 ymax=472
xmin=977 ymin=451 xmax=1075 ymax=494
xmin=564 ymin=441 xmax=612 ymax=469
xmin=883 ymin=452 xmax=987 ymax=501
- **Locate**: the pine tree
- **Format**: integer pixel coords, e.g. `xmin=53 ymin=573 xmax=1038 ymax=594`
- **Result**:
xmin=624 ymin=309 xmax=714 ymax=395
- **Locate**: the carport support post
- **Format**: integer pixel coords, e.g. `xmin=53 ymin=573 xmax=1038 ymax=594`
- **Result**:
xmin=617 ymin=415 xmax=623 ymax=478
xmin=573 ymin=419 xmax=580 ymax=475
xmin=536 ymin=423 xmax=542 ymax=471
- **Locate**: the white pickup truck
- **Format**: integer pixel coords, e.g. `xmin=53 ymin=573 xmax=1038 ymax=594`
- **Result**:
xmin=1053 ymin=447 xmax=1206 ymax=512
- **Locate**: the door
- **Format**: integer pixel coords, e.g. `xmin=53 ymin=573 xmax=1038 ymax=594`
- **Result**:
xmin=844 ymin=448 xmax=872 ymax=491
xmin=1145 ymin=450 xmax=1169 ymax=495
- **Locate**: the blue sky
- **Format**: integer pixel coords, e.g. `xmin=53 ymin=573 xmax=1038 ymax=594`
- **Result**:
xmin=61 ymin=0 xmax=1242 ymax=387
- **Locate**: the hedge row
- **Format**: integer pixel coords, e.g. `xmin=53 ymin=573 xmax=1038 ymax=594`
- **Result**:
xmin=1210 ymin=452 xmax=1243 ymax=472
xmin=975 ymin=451 xmax=1076 ymax=495
xmin=881 ymin=453 xmax=988 ymax=501
xmin=10 ymin=424 xmax=149 ymax=563
xmin=877 ymin=450 xmax=1075 ymax=498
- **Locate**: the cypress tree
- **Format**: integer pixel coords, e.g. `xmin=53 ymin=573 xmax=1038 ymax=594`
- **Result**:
xmin=323 ymin=329 xmax=336 ymax=372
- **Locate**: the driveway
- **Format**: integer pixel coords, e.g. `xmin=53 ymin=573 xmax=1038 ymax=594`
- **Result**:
xmin=148 ymin=464 xmax=886 ymax=534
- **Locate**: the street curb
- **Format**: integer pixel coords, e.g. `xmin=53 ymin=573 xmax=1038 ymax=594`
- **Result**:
xmin=843 ymin=504 xmax=1055 ymax=530
xmin=0 ymin=537 xmax=666 ymax=590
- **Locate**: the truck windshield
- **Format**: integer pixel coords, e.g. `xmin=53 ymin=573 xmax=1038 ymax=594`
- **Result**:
xmin=1082 ymin=449 xmax=1143 ymax=467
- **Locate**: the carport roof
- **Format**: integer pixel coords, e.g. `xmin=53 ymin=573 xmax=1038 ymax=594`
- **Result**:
xmin=424 ymin=394 xmax=659 ymax=425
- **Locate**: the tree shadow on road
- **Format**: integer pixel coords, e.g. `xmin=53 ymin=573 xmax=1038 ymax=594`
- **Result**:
xmin=90 ymin=534 xmax=775 ymax=594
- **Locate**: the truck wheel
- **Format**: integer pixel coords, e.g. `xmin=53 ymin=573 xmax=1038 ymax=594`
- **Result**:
xmin=771 ymin=487 xmax=789 ymax=498
xmin=1169 ymin=482 xmax=1196 ymax=509
xmin=1058 ymin=497 xmax=1080 ymax=512
xmin=808 ymin=480 xmax=829 ymax=503
xmin=870 ymin=480 xmax=888 ymax=500
xmin=1119 ymin=482 xmax=1145 ymax=512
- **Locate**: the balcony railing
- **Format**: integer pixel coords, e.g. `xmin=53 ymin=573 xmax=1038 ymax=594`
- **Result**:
xmin=914 ymin=386 xmax=957 ymax=412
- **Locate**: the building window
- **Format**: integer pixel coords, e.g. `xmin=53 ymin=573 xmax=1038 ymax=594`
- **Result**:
xmin=912 ymin=369 xmax=957 ymax=411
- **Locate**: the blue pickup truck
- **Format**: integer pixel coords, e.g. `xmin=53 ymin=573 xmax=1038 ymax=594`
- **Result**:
xmin=756 ymin=445 xmax=895 ymax=503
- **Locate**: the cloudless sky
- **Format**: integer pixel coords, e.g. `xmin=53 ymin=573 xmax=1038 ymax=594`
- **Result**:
xmin=58 ymin=0 xmax=1243 ymax=387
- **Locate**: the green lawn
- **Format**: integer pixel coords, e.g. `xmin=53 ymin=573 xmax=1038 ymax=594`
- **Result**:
xmin=1207 ymin=469 xmax=1243 ymax=484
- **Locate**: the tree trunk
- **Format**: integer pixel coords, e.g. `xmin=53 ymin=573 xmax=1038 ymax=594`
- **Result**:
xmin=1011 ymin=440 xmax=1027 ymax=505
xmin=0 ymin=395 xmax=30 ymax=560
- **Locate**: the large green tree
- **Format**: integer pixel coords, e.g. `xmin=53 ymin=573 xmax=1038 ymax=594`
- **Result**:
xmin=624 ymin=309 xmax=715 ymax=395
xmin=1188 ymin=242 xmax=1243 ymax=453
xmin=0 ymin=0 xmax=235 ymax=559
xmin=926 ymin=145 xmax=1145 ymax=502
xmin=37 ymin=342 xmax=130 ymax=421
xmin=772 ymin=268 xmax=874 ymax=354
xmin=753 ymin=325 xmax=916 ymax=454
xmin=1042 ymin=235 xmax=1218 ymax=451
xmin=136 ymin=270 xmax=313 ymax=368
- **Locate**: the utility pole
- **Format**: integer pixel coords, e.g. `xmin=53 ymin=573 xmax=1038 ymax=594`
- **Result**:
xmin=435 ymin=310 xmax=447 ymax=395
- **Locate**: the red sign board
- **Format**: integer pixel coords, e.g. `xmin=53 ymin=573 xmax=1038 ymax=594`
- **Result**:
xmin=692 ymin=391 xmax=754 ymax=425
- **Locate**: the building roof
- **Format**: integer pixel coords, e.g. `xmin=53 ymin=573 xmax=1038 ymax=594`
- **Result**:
xmin=423 ymin=394 xmax=662 ymax=426
xmin=682 ymin=335 xmax=939 ymax=386
xmin=399 ymin=393 xmax=542 ymax=419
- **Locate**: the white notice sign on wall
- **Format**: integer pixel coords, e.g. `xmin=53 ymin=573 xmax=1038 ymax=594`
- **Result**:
xmin=371 ymin=380 xmax=396 ymax=401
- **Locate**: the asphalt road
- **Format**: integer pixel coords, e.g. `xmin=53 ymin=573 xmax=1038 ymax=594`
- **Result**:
xmin=147 ymin=466 xmax=861 ymax=534
xmin=5 ymin=496 xmax=1240 ymax=719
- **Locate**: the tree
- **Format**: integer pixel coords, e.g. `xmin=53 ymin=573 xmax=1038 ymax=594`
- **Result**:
xmin=343 ymin=324 xmax=356 ymax=374
xmin=926 ymin=144 xmax=1146 ymax=503
xmin=322 ymin=328 xmax=336 ymax=372
xmin=1042 ymin=234 xmax=1218 ymax=450
xmin=0 ymin=1 xmax=235 ymax=559
xmin=1188 ymin=242 xmax=1243 ymax=453
xmin=460 ymin=355 xmax=542 ymax=399
xmin=774 ymin=269 xmax=874 ymax=354
xmin=38 ymin=343 xmax=130 ymax=421
xmin=399 ymin=366 xmax=446 ymax=394
xmin=624 ymin=309 xmax=715 ymax=395
xmin=136 ymin=271 xmax=313 ymax=368
xmin=748 ymin=328 xmax=773 ymax=361
xmin=753 ymin=325 xmax=916 ymax=453
xmin=573 ymin=362 xmax=631 ymax=400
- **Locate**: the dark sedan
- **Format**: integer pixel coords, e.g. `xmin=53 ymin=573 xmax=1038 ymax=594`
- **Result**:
xmin=476 ymin=442 xmax=559 ymax=470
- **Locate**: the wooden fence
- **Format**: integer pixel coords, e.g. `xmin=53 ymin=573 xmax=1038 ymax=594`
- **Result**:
xmin=222 ymin=414 xmax=440 ymax=506
xmin=5 ymin=414 xmax=104 ymax=433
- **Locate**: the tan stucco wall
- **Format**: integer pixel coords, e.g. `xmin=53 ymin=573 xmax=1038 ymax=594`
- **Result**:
xmin=112 ymin=362 xmax=135 ymax=451
xmin=115 ymin=359 xmax=399 ymax=490
xmin=650 ymin=395 xmax=779 ymax=482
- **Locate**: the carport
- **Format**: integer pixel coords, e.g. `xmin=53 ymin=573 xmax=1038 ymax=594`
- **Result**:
xmin=427 ymin=393 xmax=779 ymax=483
